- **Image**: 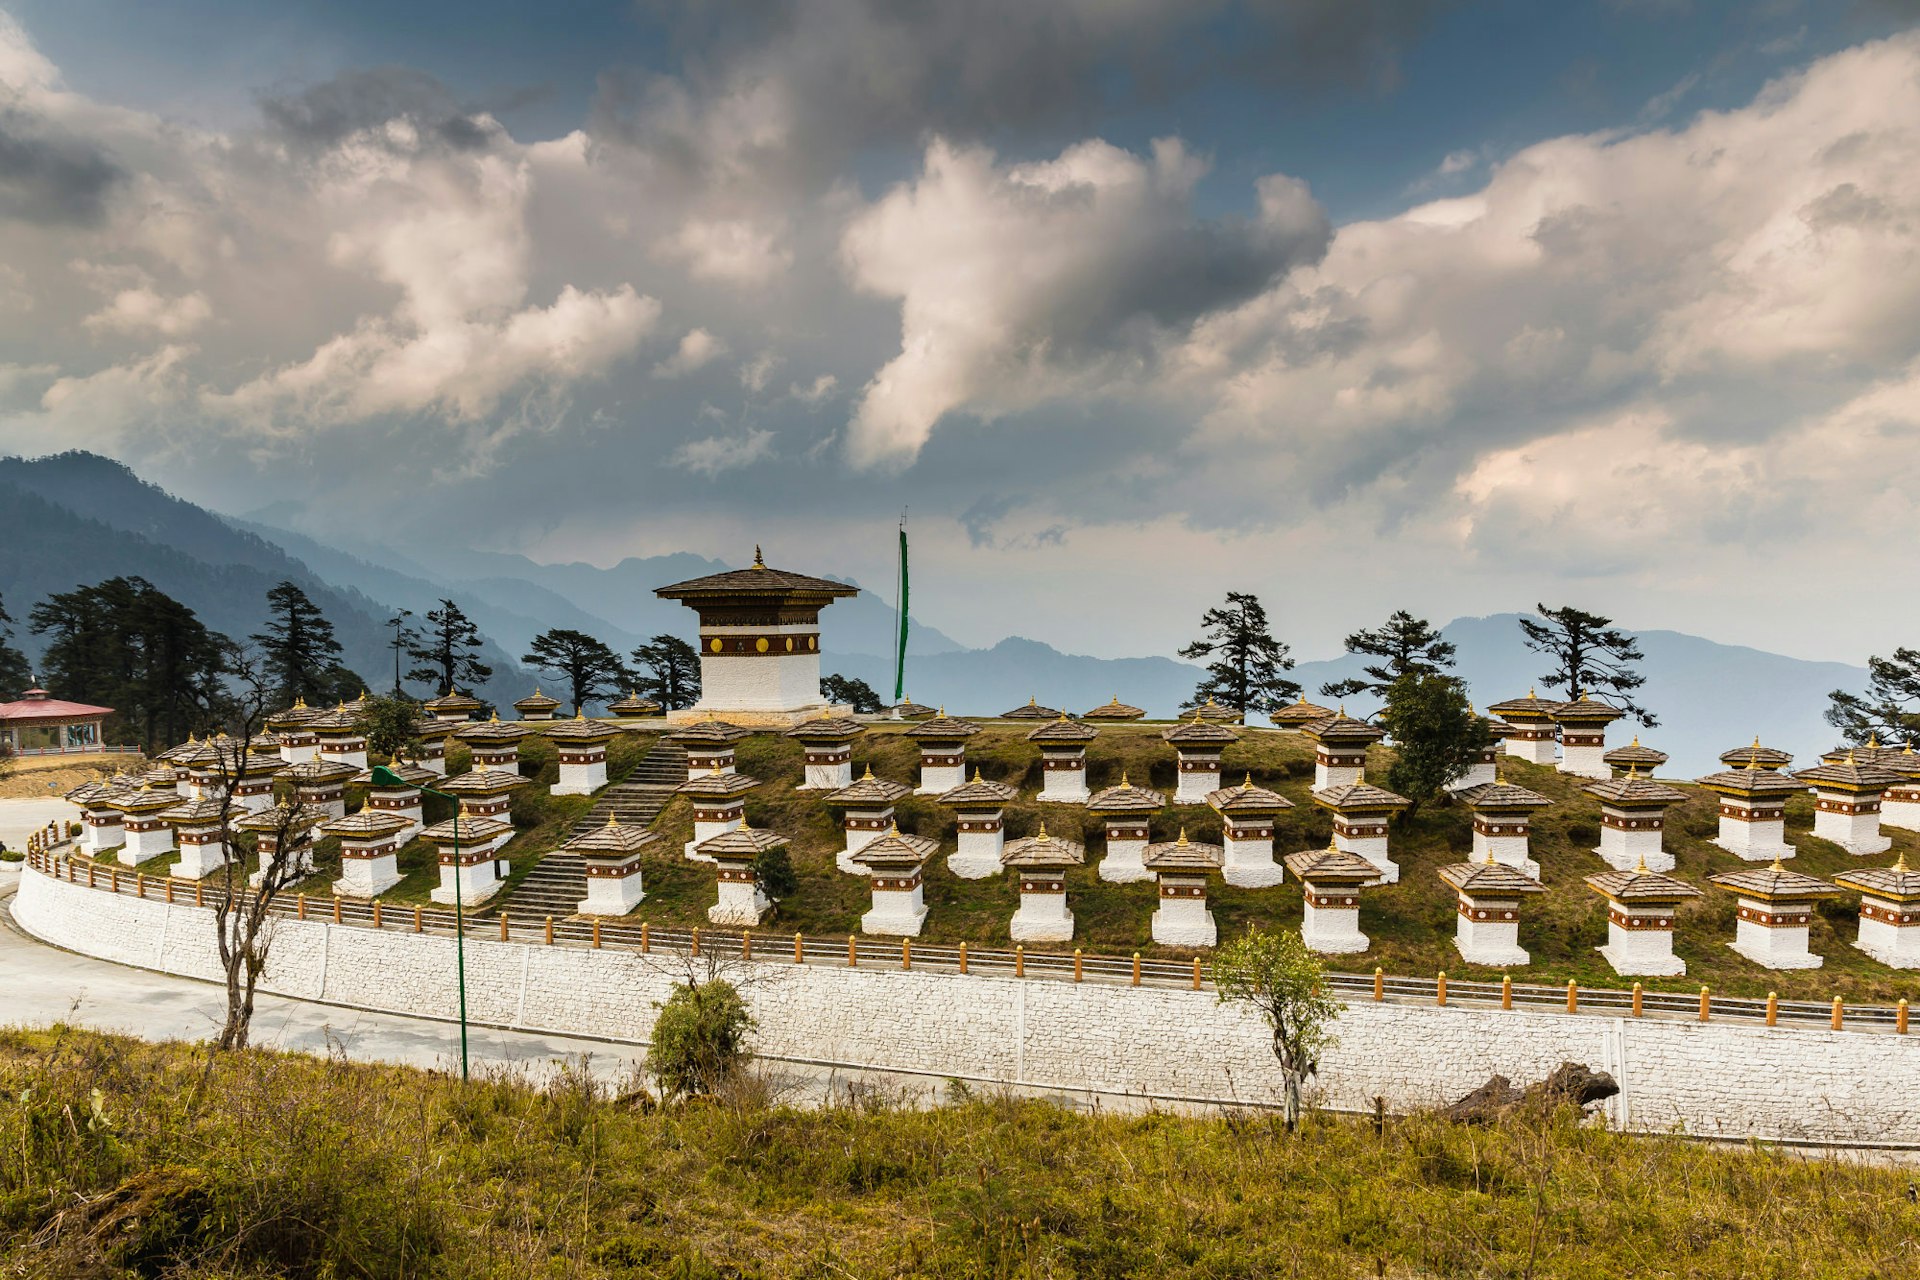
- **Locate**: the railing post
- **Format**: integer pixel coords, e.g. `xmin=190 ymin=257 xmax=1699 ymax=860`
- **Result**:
xmin=1373 ymin=967 xmax=1384 ymax=1001
xmin=1566 ymin=980 xmax=1578 ymax=1014
xmin=1830 ymin=997 xmax=1844 ymax=1031
xmin=742 ymin=931 xmax=751 ymax=961
xmin=1191 ymin=957 xmax=1202 ymax=991
xmin=109 ymin=868 xmax=118 ymax=894
xmin=794 ymin=932 xmax=804 ymax=964
xmin=1766 ymin=991 xmax=1778 ymax=1027
xmin=958 ymin=941 xmax=967 ymax=974
xmin=544 ymin=915 xmax=554 ymax=945
xmin=87 ymin=864 xmax=95 ymax=888
xmin=1697 ymin=985 xmax=1711 ymax=1023
xmin=164 ymin=879 xmax=174 ymax=905
xmin=135 ymin=873 xmax=145 ymax=898
xmin=297 ymin=893 xmax=307 ymax=920
xmin=847 ymin=934 xmax=857 ymax=967
xmin=641 ymin=921 xmax=650 ymax=952
xmin=592 ymin=918 xmax=602 ymax=949
xmin=1631 ymin=982 xmax=1643 ymax=1017
xmin=1898 ymin=999 xmax=1909 ymax=1035
xmin=499 ymin=913 xmax=509 ymax=942
xmin=1073 ymin=948 xmax=1083 ymax=982
xmin=1501 ymin=974 xmax=1512 ymax=1010
xmin=372 ymin=901 xmax=382 ymax=929
xmin=1131 ymin=952 xmax=1141 ymax=987
xmin=690 ymin=926 xmax=700 ymax=957
xmin=1015 ymin=944 xmax=1025 ymax=978
xmin=332 ymin=897 xmax=342 ymax=925
xmin=195 ymin=881 xmax=203 ymax=908
xmin=1436 ymin=971 xmax=1447 ymax=1007
xmin=901 ymin=938 xmax=910 ymax=970
xmin=414 ymin=905 xmax=423 ymax=934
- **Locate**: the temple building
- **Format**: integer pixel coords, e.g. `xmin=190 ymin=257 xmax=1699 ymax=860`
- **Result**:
xmin=1189 ymin=697 xmax=1244 ymax=724
xmin=1487 ymin=691 xmax=1561 ymax=764
xmin=1207 ymin=775 xmax=1293 ymax=888
xmin=1086 ymin=773 xmax=1164 ymax=883
xmin=352 ymin=761 xmax=434 ymax=839
xmin=1301 ymin=711 xmax=1384 ymax=790
xmin=264 ymin=699 xmax=321 ymax=763
xmin=0 ymin=685 xmax=112 ymax=755
xmin=1792 ymin=754 xmax=1904 ymax=855
xmin=890 ymin=696 xmax=937 ymax=720
xmin=544 ymin=715 xmax=623 ymax=796
xmin=1002 ymin=824 xmax=1086 ymax=942
xmin=853 ymin=825 xmax=938 ymax=936
xmin=1455 ymin=779 xmax=1552 ymax=879
xmin=1584 ymin=769 xmax=1689 ymax=873
xmin=410 ymin=721 xmax=452 ymax=776
xmin=785 ymin=713 xmax=868 ymax=791
xmin=107 ymin=781 xmax=179 ymax=866
xmin=237 ymin=803 xmax=325 ymax=888
xmin=1163 ymin=714 xmax=1238 ymax=803
xmin=1833 ymin=854 xmax=1920 ymax=969
xmin=607 ymin=691 xmax=664 ymax=721
xmin=1550 ymin=696 xmax=1625 ymax=779
xmin=65 ymin=780 xmax=124 ymax=855
xmin=698 ymin=825 xmax=790 ymax=927
xmin=1284 ymin=845 xmax=1380 ymax=954
xmin=159 ymin=798 xmax=230 ymax=880
xmin=1000 ymin=698 xmax=1063 ymax=720
xmin=939 ymin=770 xmax=1019 ymax=878
xmin=1585 ymin=860 xmax=1702 ymax=977
xmin=675 ymin=768 xmax=760 ymax=861
xmin=1081 ymin=697 xmax=1145 ymax=722
xmin=562 ymin=816 xmax=660 ymax=916
xmin=306 ymin=706 xmax=369 ymax=769
xmin=454 ymin=715 xmax=532 ymax=771
xmin=1269 ymin=698 xmax=1335 ymax=733
xmin=1709 ymin=860 xmax=1842 ymax=970
xmin=507 ymin=689 xmax=557 ymax=721
xmin=826 ymin=768 xmax=911 ymax=872
xmin=420 ymin=816 xmax=512 ymax=906
xmin=653 ymin=549 xmax=860 ymax=725
xmin=436 ymin=770 xmax=526 ymax=852
xmin=668 ymin=716 xmax=753 ymax=780
xmin=1438 ymin=854 xmax=1547 ymax=966
xmin=1694 ymin=761 xmax=1802 ymax=861
xmin=1721 ymin=738 xmax=1794 ymax=771
xmin=1144 ymin=831 xmax=1224 ymax=947
xmin=1027 ymin=715 xmax=1098 ymax=804
xmin=1312 ymin=782 xmax=1410 ymax=883
xmin=324 ymin=809 xmax=414 ymax=897
xmin=1602 ymin=737 xmax=1668 ymax=776
xmin=282 ymin=758 xmax=357 ymax=820
xmin=153 ymin=739 xmax=197 ymax=796
xmin=423 ymin=689 xmax=485 ymax=723
xmin=906 ymin=712 xmax=980 ymax=795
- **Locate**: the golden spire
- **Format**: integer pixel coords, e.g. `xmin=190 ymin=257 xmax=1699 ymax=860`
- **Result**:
xmin=1242 ymin=771 xmax=1255 ymax=790
xmin=534 ymin=686 xmax=542 ymax=696
xmin=1528 ymin=686 xmax=1536 ymax=698
xmin=1869 ymin=733 xmax=1880 ymax=749
xmin=1119 ymin=768 xmax=1130 ymax=786
xmin=1028 ymin=696 xmax=1036 ymax=707
xmin=971 ymin=765 xmax=983 ymax=783
xmin=1769 ymin=853 xmax=1784 ymax=873
xmin=1110 ymin=695 xmax=1121 ymax=705
xmin=489 ymin=710 xmax=499 ymax=723
xmin=575 ymin=708 xmax=585 ymax=719
xmin=938 ymin=706 xmax=945 ymax=717
xmin=1631 ymin=734 xmax=1640 ymax=746
xmin=1035 ymin=821 xmax=1049 ymax=843
xmin=887 ymin=819 xmax=900 ymax=838
xmin=1746 ymin=757 xmax=1758 ymax=772
xmin=1634 ymin=851 xmax=1649 ymax=874
xmin=1893 ymin=850 xmax=1909 ymax=874
xmin=861 ymin=763 xmax=874 ymax=781
xmin=607 ymin=813 xmax=620 ymax=827
xmin=1176 ymin=827 xmax=1189 ymax=847
xmin=1846 ymin=749 xmax=1857 ymax=765
xmin=752 ymin=544 xmax=765 ymax=568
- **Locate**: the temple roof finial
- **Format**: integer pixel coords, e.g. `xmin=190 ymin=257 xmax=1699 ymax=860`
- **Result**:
xmin=607 ymin=813 xmax=620 ymax=827
xmin=753 ymin=544 xmax=764 ymax=568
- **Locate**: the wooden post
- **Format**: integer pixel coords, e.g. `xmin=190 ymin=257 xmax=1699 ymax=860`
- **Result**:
xmin=1697 ymin=985 xmax=1711 ymax=1023
xmin=641 ymin=921 xmax=650 ymax=952
xmin=1631 ymin=982 xmax=1643 ymax=1017
xmin=690 ymin=926 xmax=700 ymax=957
xmin=901 ymin=939 xmax=911 ymax=970
xmin=1898 ymin=999 xmax=1909 ymax=1035
xmin=1373 ymin=1096 xmax=1386 ymax=1138
xmin=1500 ymin=974 xmax=1512 ymax=1010
xmin=794 ymin=932 xmax=804 ymax=964
xmin=1131 ymin=953 xmax=1141 ymax=987
xmin=958 ymin=941 xmax=968 ymax=975
xmin=742 ymin=931 xmax=752 ymax=961
xmin=1073 ymin=949 xmax=1083 ymax=982
xmin=592 ymin=918 xmax=602 ymax=949
xmin=1436 ymin=971 xmax=1447 ymax=1006
xmin=499 ymin=912 xmax=509 ymax=942
xmin=1191 ymin=957 xmax=1202 ymax=991
xmin=1830 ymin=997 xmax=1844 ymax=1031
xmin=297 ymin=894 xmax=307 ymax=920
xmin=332 ymin=897 xmax=342 ymax=925
xmin=372 ymin=901 xmax=382 ymax=929
xmin=1565 ymin=980 xmax=1577 ymax=1014
xmin=195 ymin=881 xmax=203 ymax=908
xmin=1373 ymin=967 xmax=1384 ymax=1001
xmin=413 ymin=905 xmax=423 ymax=933
xmin=1015 ymin=944 xmax=1025 ymax=978
xmin=165 ymin=879 xmax=175 ymax=905
xmin=135 ymin=873 xmax=145 ymax=898
xmin=109 ymin=868 xmax=118 ymax=894
xmin=1766 ymin=991 xmax=1778 ymax=1027
xmin=544 ymin=915 xmax=554 ymax=946
xmin=847 ymin=934 xmax=857 ymax=967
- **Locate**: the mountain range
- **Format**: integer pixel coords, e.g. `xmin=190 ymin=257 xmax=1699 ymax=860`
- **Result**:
xmin=0 ymin=451 xmax=1872 ymax=775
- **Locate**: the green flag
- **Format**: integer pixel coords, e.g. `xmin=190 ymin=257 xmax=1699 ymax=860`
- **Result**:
xmin=893 ymin=522 xmax=909 ymax=702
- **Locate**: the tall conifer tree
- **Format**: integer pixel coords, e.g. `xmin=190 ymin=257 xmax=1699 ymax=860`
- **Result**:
xmin=249 ymin=581 xmax=344 ymax=707
xmin=1178 ymin=592 xmax=1301 ymax=715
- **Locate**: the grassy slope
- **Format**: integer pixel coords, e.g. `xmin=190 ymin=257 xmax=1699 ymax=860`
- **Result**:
xmin=88 ymin=724 xmax=1920 ymax=1002
xmin=4 ymin=1027 xmax=1915 ymax=1280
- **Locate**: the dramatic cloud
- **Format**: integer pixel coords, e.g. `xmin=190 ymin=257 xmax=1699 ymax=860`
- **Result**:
xmin=841 ymin=137 xmax=1329 ymax=468
xmin=652 ymin=327 xmax=727 ymax=378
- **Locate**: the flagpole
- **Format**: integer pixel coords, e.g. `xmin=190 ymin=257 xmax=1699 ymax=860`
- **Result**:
xmin=893 ymin=511 xmax=909 ymax=704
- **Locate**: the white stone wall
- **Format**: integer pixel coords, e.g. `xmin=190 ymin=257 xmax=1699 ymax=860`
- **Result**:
xmin=1813 ymin=808 xmax=1892 ymax=856
xmin=696 ymin=625 xmax=823 ymax=712
xmin=13 ymin=865 xmax=1920 ymax=1146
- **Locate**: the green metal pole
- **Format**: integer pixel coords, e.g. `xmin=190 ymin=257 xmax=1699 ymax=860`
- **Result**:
xmin=410 ymin=778 xmax=469 ymax=1083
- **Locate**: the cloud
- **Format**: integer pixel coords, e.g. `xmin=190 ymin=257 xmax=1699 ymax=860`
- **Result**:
xmin=669 ymin=426 xmax=776 ymax=476
xmin=789 ymin=373 xmax=837 ymax=404
xmin=653 ymin=326 xmax=727 ymax=378
xmin=841 ymin=135 xmax=1329 ymax=468
xmin=83 ymin=286 xmax=210 ymax=337
xmin=653 ymin=217 xmax=792 ymax=285
xmin=738 ymin=350 xmax=781 ymax=392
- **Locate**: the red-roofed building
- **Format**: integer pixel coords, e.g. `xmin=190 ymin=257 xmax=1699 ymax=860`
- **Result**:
xmin=0 ymin=687 xmax=114 ymax=755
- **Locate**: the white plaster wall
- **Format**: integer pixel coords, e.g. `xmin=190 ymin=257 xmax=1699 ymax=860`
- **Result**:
xmin=13 ymin=866 xmax=1920 ymax=1145
xmin=698 ymin=650 xmax=821 ymax=712
xmin=1813 ymin=809 xmax=1892 ymax=856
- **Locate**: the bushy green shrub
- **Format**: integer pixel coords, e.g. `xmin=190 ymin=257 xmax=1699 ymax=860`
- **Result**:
xmin=646 ymin=978 xmax=753 ymax=1100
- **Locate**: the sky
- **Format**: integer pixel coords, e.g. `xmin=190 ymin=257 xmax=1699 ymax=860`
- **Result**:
xmin=2 ymin=0 xmax=1919 ymax=667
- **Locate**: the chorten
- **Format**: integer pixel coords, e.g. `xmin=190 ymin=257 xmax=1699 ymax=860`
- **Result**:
xmin=1086 ymin=772 xmax=1165 ymax=883
xmin=562 ymin=815 xmax=660 ymax=916
xmin=1162 ymin=713 xmax=1238 ymax=803
xmin=1583 ymin=769 xmax=1689 ymax=873
xmin=1026 ymin=714 xmax=1098 ymax=804
xmin=1792 ymin=753 xmax=1904 ymax=855
xmin=1002 ymin=824 xmax=1087 ymax=942
xmin=675 ymin=768 xmax=761 ymax=861
xmin=1602 ymin=737 xmax=1668 ymax=776
xmin=1694 ymin=760 xmax=1802 ymax=861
xmin=323 ymin=809 xmax=414 ymax=897
xmin=906 ymin=711 xmax=981 ymax=795
xmin=543 ymin=714 xmax=623 ymax=796
xmin=1312 ymin=781 xmax=1410 ymax=883
xmin=1301 ymin=710 xmax=1384 ymax=790
xmin=1143 ymin=830 xmax=1225 ymax=947
xmin=1487 ymin=690 xmax=1560 ymax=765
xmin=939 ymin=770 xmax=1019 ymax=878
xmin=1207 ymin=775 xmax=1293 ymax=888
xmin=785 ymin=712 xmax=869 ymax=791
xmin=512 ymin=688 xmax=561 ymax=721
xmin=1585 ymin=859 xmax=1702 ymax=977
xmin=1438 ymin=853 xmax=1547 ymax=966
xmin=696 ymin=825 xmax=789 ymax=927
xmin=667 ymin=716 xmax=753 ymax=781
xmin=1283 ymin=844 xmax=1379 ymax=954
xmin=1832 ymin=854 xmax=1920 ymax=969
xmin=1709 ymin=860 xmax=1841 ymax=970
xmin=653 ymin=548 xmax=860 ymax=726
xmin=1454 ymin=778 xmax=1553 ymax=879
xmin=825 ymin=767 xmax=911 ymax=872
xmin=1550 ymin=696 xmax=1625 ymax=780
xmin=1081 ymin=697 xmax=1146 ymax=722
xmin=852 ymin=824 xmax=938 ymax=936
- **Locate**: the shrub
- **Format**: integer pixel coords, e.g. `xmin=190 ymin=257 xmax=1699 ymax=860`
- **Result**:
xmin=647 ymin=978 xmax=753 ymax=1101
xmin=756 ymin=843 xmax=799 ymax=900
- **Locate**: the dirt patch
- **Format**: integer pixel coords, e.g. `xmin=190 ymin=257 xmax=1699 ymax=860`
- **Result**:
xmin=0 ymin=755 xmax=147 ymax=799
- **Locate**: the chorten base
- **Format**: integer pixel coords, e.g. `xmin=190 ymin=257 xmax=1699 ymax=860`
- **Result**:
xmin=666 ymin=703 xmax=849 ymax=729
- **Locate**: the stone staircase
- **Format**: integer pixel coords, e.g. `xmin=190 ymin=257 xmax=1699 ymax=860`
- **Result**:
xmin=500 ymin=739 xmax=687 ymax=919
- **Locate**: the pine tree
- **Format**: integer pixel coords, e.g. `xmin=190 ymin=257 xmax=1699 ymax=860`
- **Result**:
xmin=0 ymin=592 xmax=31 ymax=696
xmin=405 ymin=599 xmax=493 ymax=695
xmin=523 ymin=629 xmax=629 ymax=713
xmin=248 ymin=581 xmax=345 ymax=708
xmin=1177 ymin=592 xmax=1301 ymax=715
xmin=1826 ymin=648 xmax=1920 ymax=745
xmin=1517 ymin=604 xmax=1656 ymax=727
xmin=1320 ymin=610 xmax=1456 ymax=701
xmin=821 ymin=673 xmax=884 ymax=713
xmin=1378 ymin=672 xmax=1485 ymax=812
xmin=631 ymin=635 xmax=701 ymax=710
xmin=384 ymin=609 xmax=418 ymax=697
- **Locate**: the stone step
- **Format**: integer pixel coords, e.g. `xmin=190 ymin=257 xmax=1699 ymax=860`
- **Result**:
xmin=566 ymin=739 xmax=687 ymax=836
xmin=501 ymin=851 xmax=588 ymax=917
